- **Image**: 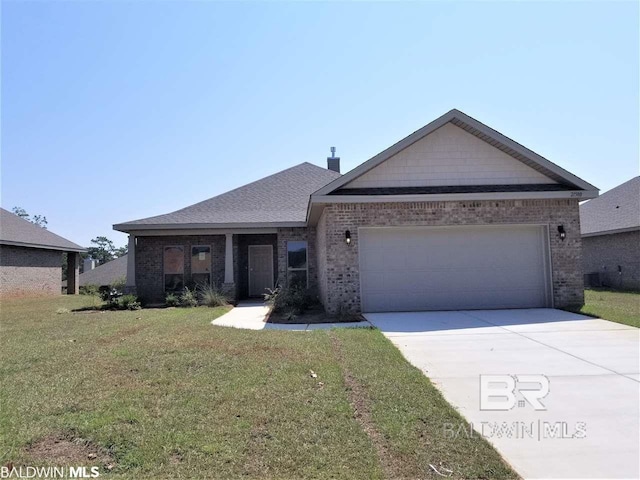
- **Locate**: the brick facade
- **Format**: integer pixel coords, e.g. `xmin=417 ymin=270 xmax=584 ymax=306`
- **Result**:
xmin=135 ymin=233 xmax=281 ymax=303
xmin=582 ymin=230 xmax=640 ymax=291
xmin=0 ymin=245 xmax=62 ymax=297
xmin=315 ymin=199 xmax=584 ymax=314
xmin=132 ymin=199 xmax=584 ymax=310
xmin=135 ymin=235 xmax=226 ymax=303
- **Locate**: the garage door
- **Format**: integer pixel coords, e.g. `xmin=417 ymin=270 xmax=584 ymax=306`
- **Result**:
xmin=359 ymin=225 xmax=551 ymax=312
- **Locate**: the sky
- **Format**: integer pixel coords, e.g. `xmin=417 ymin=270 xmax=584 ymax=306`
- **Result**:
xmin=2 ymin=1 xmax=638 ymax=248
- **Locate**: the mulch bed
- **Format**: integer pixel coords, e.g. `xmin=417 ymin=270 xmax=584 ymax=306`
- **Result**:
xmin=266 ymin=307 xmax=365 ymax=324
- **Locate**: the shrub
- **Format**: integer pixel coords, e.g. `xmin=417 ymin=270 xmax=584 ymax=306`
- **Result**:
xmin=179 ymin=287 xmax=198 ymax=308
xmin=80 ymin=284 xmax=100 ymax=296
xmin=165 ymin=293 xmax=179 ymax=307
xmin=110 ymin=276 xmax=126 ymax=293
xmin=197 ymin=284 xmax=229 ymax=307
xmin=111 ymin=294 xmax=141 ymax=311
xmin=264 ymin=285 xmax=317 ymax=314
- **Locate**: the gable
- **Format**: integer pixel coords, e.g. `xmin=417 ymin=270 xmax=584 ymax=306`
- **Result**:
xmin=343 ymin=123 xmax=557 ymax=189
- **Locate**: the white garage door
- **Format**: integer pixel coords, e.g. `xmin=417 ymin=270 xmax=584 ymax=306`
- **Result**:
xmin=359 ymin=225 xmax=551 ymax=312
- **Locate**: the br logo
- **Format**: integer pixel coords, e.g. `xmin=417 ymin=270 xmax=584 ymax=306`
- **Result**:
xmin=480 ymin=374 xmax=550 ymax=411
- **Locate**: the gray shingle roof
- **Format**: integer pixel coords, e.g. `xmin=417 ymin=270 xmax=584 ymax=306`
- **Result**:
xmin=580 ymin=177 xmax=640 ymax=236
xmin=79 ymin=255 xmax=128 ymax=287
xmin=0 ymin=208 xmax=86 ymax=252
xmin=114 ymin=162 xmax=341 ymax=231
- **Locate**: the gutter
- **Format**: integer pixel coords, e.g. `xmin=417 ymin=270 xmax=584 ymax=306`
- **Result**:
xmin=0 ymin=240 xmax=87 ymax=253
xmin=113 ymin=221 xmax=307 ymax=234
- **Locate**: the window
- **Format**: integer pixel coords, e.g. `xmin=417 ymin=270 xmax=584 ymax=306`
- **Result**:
xmin=164 ymin=246 xmax=184 ymax=292
xmin=191 ymin=245 xmax=211 ymax=286
xmin=287 ymin=241 xmax=308 ymax=288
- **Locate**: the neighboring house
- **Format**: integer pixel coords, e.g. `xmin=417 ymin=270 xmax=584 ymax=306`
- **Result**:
xmin=62 ymin=255 xmax=128 ymax=291
xmin=114 ymin=109 xmax=598 ymax=313
xmin=0 ymin=208 xmax=86 ymax=296
xmin=580 ymin=177 xmax=640 ymax=291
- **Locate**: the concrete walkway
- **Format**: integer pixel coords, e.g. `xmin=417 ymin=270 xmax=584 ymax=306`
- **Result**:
xmin=366 ymin=309 xmax=639 ymax=480
xmin=211 ymin=301 xmax=369 ymax=331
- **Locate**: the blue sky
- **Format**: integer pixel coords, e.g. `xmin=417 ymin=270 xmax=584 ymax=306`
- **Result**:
xmin=2 ymin=1 xmax=638 ymax=247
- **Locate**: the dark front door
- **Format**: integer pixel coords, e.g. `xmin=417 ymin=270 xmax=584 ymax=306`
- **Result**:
xmin=248 ymin=245 xmax=274 ymax=297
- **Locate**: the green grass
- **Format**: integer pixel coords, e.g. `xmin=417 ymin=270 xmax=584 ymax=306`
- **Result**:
xmin=0 ymin=296 xmax=517 ymax=479
xmin=577 ymin=289 xmax=640 ymax=328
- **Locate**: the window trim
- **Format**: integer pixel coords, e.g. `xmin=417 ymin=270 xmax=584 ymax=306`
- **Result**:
xmin=163 ymin=245 xmax=185 ymax=292
xmin=286 ymin=240 xmax=309 ymax=288
xmin=190 ymin=244 xmax=212 ymax=286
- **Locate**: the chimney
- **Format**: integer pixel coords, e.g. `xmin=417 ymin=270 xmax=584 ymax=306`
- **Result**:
xmin=83 ymin=258 xmax=96 ymax=272
xmin=327 ymin=146 xmax=340 ymax=173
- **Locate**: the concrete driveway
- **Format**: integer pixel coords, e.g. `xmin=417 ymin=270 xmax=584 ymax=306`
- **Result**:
xmin=366 ymin=309 xmax=639 ymax=479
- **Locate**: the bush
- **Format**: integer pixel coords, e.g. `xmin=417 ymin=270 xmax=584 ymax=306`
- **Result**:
xmin=165 ymin=293 xmax=179 ymax=307
xmin=197 ymin=284 xmax=229 ymax=307
xmin=80 ymin=284 xmax=100 ymax=296
xmin=179 ymin=287 xmax=198 ymax=308
xmin=264 ymin=285 xmax=317 ymax=314
xmin=110 ymin=294 xmax=141 ymax=311
xmin=110 ymin=276 xmax=126 ymax=294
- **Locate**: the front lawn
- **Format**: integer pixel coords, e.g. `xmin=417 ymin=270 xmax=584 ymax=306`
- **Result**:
xmin=578 ymin=289 xmax=640 ymax=328
xmin=0 ymin=296 xmax=517 ymax=479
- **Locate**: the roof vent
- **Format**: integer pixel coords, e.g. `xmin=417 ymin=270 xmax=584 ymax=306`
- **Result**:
xmin=327 ymin=147 xmax=340 ymax=173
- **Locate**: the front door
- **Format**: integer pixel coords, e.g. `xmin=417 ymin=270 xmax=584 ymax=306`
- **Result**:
xmin=248 ymin=245 xmax=274 ymax=297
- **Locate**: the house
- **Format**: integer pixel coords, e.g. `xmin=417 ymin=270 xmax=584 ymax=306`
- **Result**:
xmin=580 ymin=177 xmax=639 ymax=290
xmin=62 ymin=255 xmax=128 ymax=292
xmin=0 ymin=208 xmax=86 ymax=296
xmin=114 ymin=109 xmax=598 ymax=313
xmin=79 ymin=254 xmax=128 ymax=288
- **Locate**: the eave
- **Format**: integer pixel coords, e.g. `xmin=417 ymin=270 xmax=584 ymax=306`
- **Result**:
xmin=0 ymin=240 xmax=87 ymax=253
xmin=113 ymin=221 xmax=307 ymax=235
xmin=581 ymin=226 xmax=640 ymax=238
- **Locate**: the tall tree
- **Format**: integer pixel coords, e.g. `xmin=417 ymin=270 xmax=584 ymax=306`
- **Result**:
xmin=85 ymin=236 xmax=128 ymax=265
xmin=87 ymin=236 xmax=117 ymax=264
xmin=11 ymin=206 xmax=48 ymax=228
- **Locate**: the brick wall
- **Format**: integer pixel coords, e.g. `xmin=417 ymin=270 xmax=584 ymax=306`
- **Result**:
xmin=0 ymin=245 xmax=62 ymax=297
xmin=135 ymin=235 xmax=225 ymax=303
xmin=276 ymin=227 xmax=318 ymax=292
xmin=582 ymin=230 xmax=640 ymax=291
xmin=317 ymin=199 xmax=583 ymax=314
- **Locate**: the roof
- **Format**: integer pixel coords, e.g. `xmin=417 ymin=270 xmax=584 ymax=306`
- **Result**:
xmin=79 ymin=255 xmax=128 ymax=287
xmin=114 ymin=162 xmax=341 ymax=232
xmin=580 ymin=177 xmax=640 ymax=236
xmin=0 ymin=208 xmax=86 ymax=253
xmin=313 ymin=109 xmax=598 ymax=197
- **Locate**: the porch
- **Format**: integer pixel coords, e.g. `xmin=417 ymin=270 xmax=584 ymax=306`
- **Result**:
xmin=126 ymin=228 xmax=314 ymax=304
